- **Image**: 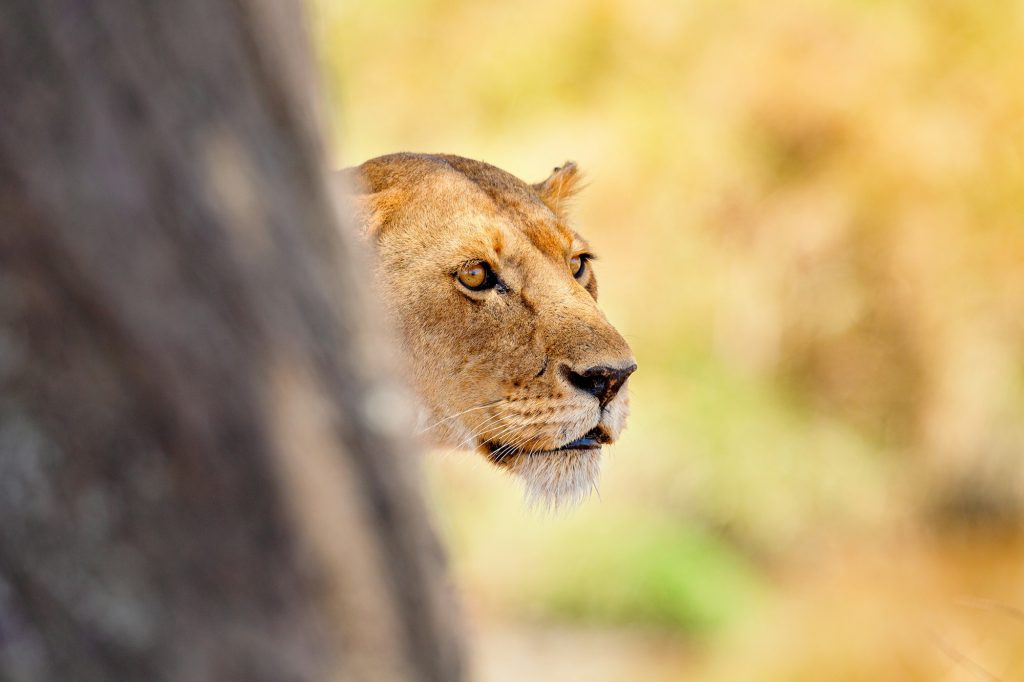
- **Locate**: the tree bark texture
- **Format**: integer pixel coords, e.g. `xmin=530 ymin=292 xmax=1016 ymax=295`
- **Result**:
xmin=0 ymin=2 xmax=462 ymax=681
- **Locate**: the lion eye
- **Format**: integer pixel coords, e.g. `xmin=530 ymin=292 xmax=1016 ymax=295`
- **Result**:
xmin=456 ymin=260 xmax=496 ymax=291
xmin=570 ymin=253 xmax=590 ymax=278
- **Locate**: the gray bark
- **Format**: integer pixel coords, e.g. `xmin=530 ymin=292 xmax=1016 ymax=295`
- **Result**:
xmin=0 ymin=1 xmax=462 ymax=680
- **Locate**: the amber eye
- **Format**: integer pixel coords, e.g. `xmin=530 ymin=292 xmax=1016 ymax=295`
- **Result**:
xmin=570 ymin=253 xmax=591 ymax=278
xmin=456 ymin=260 xmax=496 ymax=291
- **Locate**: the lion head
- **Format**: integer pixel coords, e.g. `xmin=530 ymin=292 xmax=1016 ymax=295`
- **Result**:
xmin=346 ymin=153 xmax=635 ymax=507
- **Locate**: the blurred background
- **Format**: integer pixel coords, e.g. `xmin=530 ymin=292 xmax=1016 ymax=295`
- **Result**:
xmin=309 ymin=1 xmax=1024 ymax=679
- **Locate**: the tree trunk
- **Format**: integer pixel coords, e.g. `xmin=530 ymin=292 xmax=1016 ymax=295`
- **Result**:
xmin=0 ymin=2 xmax=462 ymax=681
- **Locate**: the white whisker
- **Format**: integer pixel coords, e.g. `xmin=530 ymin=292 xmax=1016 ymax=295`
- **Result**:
xmin=417 ymin=398 xmax=505 ymax=436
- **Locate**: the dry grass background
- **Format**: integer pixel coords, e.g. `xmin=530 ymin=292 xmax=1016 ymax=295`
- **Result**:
xmin=309 ymin=1 xmax=1024 ymax=679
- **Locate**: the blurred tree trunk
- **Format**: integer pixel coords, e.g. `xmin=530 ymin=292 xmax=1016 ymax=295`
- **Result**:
xmin=0 ymin=2 xmax=462 ymax=681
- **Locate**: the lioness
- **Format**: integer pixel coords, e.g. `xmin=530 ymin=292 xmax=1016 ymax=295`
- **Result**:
xmin=346 ymin=153 xmax=635 ymax=506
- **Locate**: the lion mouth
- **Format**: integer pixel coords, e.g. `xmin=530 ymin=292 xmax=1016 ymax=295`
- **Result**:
xmin=485 ymin=425 xmax=611 ymax=462
xmin=558 ymin=426 xmax=610 ymax=451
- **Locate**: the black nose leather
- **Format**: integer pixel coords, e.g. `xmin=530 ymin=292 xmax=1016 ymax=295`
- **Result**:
xmin=565 ymin=363 xmax=637 ymax=407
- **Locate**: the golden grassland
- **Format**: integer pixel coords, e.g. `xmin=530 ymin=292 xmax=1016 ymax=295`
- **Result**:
xmin=310 ymin=1 xmax=1024 ymax=678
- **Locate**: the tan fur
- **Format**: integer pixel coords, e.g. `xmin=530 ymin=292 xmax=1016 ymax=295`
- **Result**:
xmin=343 ymin=153 xmax=635 ymax=507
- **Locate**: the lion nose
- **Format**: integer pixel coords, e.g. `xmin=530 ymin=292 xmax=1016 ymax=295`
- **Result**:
xmin=564 ymin=363 xmax=637 ymax=408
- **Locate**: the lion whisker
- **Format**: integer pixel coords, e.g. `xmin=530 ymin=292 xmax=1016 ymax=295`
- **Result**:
xmin=417 ymin=397 xmax=505 ymax=436
xmin=488 ymin=426 xmax=534 ymax=464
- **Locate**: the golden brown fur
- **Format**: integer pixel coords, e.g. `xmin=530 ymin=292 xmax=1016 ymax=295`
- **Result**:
xmin=344 ymin=153 xmax=635 ymax=507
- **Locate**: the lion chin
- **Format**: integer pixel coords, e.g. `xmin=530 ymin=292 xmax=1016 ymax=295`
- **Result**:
xmin=501 ymin=449 xmax=604 ymax=510
xmin=344 ymin=152 xmax=636 ymax=508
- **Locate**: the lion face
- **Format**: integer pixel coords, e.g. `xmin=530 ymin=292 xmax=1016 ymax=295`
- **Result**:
xmin=349 ymin=153 xmax=635 ymax=507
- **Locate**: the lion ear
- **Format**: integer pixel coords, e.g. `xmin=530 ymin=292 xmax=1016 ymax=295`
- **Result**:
xmin=335 ymin=167 xmax=403 ymax=239
xmin=350 ymin=188 xmax=404 ymax=239
xmin=532 ymin=161 xmax=584 ymax=218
